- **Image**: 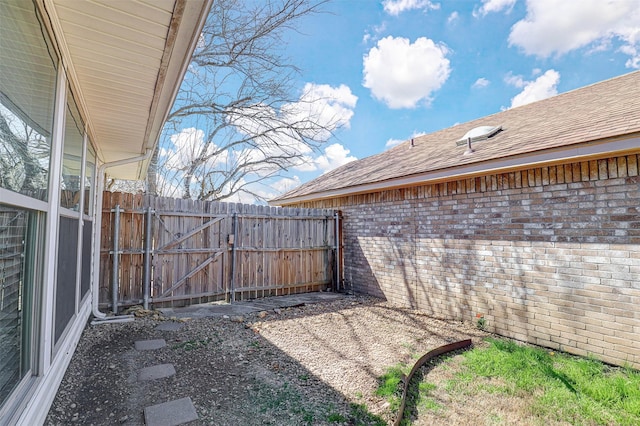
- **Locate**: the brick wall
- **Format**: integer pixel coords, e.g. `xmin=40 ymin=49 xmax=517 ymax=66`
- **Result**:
xmin=297 ymin=154 xmax=640 ymax=368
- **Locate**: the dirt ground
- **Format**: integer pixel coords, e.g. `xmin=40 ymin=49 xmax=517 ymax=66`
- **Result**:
xmin=45 ymin=294 xmax=487 ymax=425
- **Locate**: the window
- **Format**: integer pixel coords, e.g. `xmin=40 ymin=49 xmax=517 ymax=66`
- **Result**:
xmin=60 ymin=88 xmax=84 ymax=211
xmin=55 ymin=87 xmax=84 ymax=343
xmin=0 ymin=0 xmax=58 ymax=409
xmin=0 ymin=206 xmax=41 ymax=405
xmin=0 ymin=0 xmax=58 ymax=201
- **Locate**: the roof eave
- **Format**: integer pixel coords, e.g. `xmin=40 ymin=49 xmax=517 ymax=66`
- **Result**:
xmin=134 ymin=0 xmax=213 ymax=180
xmin=42 ymin=0 xmax=212 ymax=180
xmin=270 ymin=134 xmax=640 ymax=206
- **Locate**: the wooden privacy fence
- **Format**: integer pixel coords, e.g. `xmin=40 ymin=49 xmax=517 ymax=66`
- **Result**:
xmin=100 ymin=192 xmax=341 ymax=310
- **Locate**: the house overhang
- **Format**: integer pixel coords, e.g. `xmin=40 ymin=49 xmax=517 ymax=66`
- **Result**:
xmin=270 ymin=134 xmax=640 ymax=206
xmin=41 ymin=0 xmax=212 ymax=180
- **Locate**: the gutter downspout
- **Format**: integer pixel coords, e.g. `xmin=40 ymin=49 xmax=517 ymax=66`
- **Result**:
xmin=90 ymin=150 xmax=152 ymax=324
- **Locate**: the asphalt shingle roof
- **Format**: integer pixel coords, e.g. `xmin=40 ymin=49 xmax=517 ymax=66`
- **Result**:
xmin=274 ymin=71 xmax=640 ymax=203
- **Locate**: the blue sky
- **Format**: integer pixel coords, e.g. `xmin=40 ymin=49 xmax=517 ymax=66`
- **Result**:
xmin=160 ymin=0 xmax=640 ymax=203
xmin=271 ymin=0 xmax=640 ymax=187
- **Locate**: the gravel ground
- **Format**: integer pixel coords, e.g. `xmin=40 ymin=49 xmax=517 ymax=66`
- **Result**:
xmin=46 ymin=294 xmax=487 ymax=425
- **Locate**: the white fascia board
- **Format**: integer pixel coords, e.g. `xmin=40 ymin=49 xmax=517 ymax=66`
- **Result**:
xmin=271 ymin=136 xmax=640 ymax=206
xmin=136 ymin=0 xmax=213 ymax=179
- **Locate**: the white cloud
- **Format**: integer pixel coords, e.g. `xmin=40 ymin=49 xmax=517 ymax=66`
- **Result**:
xmin=230 ymin=86 xmax=357 ymax=175
xmin=228 ymin=176 xmax=303 ymax=204
xmin=271 ymin=176 xmax=302 ymax=193
xmin=508 ymin=69 xmax=560 ymax=108
xmin=314 ymin=143 xmax=357 ymax=173
xmin=159 ymin=82 xmax=358 ymax=200
xmin=447 ymin=11 xmax=459 ymax=24
xmin=472 ymin=77 xmax=490 ymax=89
xmin=161 ymin=127 xmax=227 ymax=171
xmin=289 ymin=83 xmax=358 ymax=136
xmin=292 ymin=142 xmax=357 ymax=172
xmin=363 ymin=22 xmax=387 ymax=44
xmin=385 ymin=138 xmax=404 ymax=148
xmin=504 ymin=72 xmax=525 ymax=88
xmin=509 ymin=0 xmax=640 ymax=68
xmin=621 ymin=45 xmax=640 ymax=68
xmin=156 ymin=173 xmax=182 ymax=199
xmin=363 ymin=36 xmax=451 ymax=109
xmin=229 ymin=82 xmax=358 ymax=174
xmin=385 ymin=131 xmax=426 ymax=148
xmin=474 ymin=0 xmax=516 ymax=17
xmin=382 ymin=0 xmax=439 ymax=16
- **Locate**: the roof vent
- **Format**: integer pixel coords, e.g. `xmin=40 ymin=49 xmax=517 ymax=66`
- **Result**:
xmin=456 ymin=125 xmax=502 ymax=147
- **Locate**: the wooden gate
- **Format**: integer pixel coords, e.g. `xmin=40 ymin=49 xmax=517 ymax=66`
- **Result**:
xmin=100 ymin=192 xmax=340 ymax=309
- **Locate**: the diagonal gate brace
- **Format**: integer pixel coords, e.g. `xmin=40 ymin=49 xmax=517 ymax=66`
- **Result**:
xmin=155 ymin=216 xmax=225 ymax=252
xmin=159 ymin=251 xmax=223 ymax=298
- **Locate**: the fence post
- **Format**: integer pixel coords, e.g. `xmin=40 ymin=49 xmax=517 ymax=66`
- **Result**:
xmin=143 ymin=206 xmax=152 ymax=310
xmin=334 ymin=211 xmax=340 ymax=292
xmin=230 ymin=212 xmax=238 ymax=303
xmin=112 ymin=204 xmax=120 ymax=314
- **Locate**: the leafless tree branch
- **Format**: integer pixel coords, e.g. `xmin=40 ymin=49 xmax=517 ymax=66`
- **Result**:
xmin=149 ymin=0 xmax=342 ymax=202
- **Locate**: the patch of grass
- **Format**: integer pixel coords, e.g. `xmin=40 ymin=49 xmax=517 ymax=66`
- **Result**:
xmin=486 ymin=412 xmax=504 ymax=424
xmin=375 ymin=363 xmax=407 ymax=412
xmin=421 ymin=398 xmax=442 ymax=412
xmin=349 ymin=403 xmax=386 ymax=426
xmin=444 ymin=370 xmax=474 ymax=393
xmin=252 ymin=381 xmax=326 ymax=425
xmin=171 ymin=338 xmax=210 ymax=351
xmin=476 ymin=314 xmax=486 ymax=330
xmin=327 ymin=412 xmax=347 ymax=422
xmin=399 ymin=373 xmax=442 ymax=425
xmin=401 ymin=342 xmax=416 ymax=352
xmin=390 ymin=339 xmax=640 ymax=425
xmin=300 ymin=410 xmax=314 ymax=424
xmin=455 ymin=338 xmax=640 ymax=425
xmin=376 ymin=361 xmax=443 ymax=425
xmin=259 ymin=382 xmax=294 ymax=412
xmin=417 ymin=382 xmax=441 ymax=412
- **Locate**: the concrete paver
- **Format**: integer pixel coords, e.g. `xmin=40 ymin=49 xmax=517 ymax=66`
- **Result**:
xmin=144 ymin=397 xmax=198 ymax=426
xmin=157 ymin=292 xmax=345 ymax=319
xmin=137 ymin=364 xmax=176 ymax=381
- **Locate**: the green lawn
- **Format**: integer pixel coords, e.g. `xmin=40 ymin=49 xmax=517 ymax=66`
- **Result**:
xmin=376 ymin=338 xmax=640 ymax=425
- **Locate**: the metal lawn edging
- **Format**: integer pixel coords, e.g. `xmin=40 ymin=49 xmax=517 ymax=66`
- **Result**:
xmin=394 ymin=339 xmax=473 ymax=426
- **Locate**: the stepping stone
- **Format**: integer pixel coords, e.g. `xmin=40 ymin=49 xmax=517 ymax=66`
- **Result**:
xmin=134 ymin=339 xmax=166 ymax=351
xmin=137 ymin=364 xmax=176 ymax=381
xmin=155 ymin=322 xmax=185 ymax=332
xmin=144 ymin=397 xmax=198 ymax=426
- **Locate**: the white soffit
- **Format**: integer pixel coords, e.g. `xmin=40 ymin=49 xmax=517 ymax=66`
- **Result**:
xmin=46 ymin=0 xmax=210 ymax=179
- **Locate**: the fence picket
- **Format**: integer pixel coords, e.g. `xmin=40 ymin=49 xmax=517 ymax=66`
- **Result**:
xmin=100 ymin=192 xmax=337 ymax=309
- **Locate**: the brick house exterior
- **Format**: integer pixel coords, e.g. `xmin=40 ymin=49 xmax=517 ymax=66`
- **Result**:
xmin=272 ymin=71 xmax=640 ymax=369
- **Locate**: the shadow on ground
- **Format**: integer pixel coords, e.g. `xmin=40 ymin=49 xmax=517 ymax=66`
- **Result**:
xmin=46 ymin=293 xmax=485 ymax=425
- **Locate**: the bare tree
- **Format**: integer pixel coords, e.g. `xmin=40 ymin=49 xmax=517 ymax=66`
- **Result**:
xmin=0 ymin=105 xmax=50 ymax=197
xmin=151 ymin=0 xmax=348 ymax=202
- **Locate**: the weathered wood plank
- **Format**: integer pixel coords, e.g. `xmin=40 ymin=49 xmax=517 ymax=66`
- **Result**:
xmin=101 ymin=193 xmax=337 ymax=308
